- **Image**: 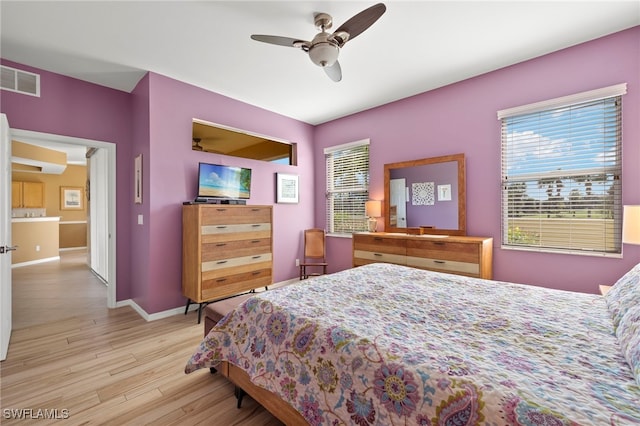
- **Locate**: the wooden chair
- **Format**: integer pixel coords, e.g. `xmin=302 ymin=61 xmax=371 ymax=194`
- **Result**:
xmin=299 ymin=228 xmax=328 ymax=280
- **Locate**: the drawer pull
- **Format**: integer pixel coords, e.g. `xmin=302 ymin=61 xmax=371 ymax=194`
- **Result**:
xmin=252 ymin=208 xmax=260 ymax=212
xmin=252 ymin=255 xmax=262 ymax=259
xmin=252 ymin=271 xmax=261 ymax=276
xmin=434 ymin=242 xmax=445 ymax=245
xmin=216 ymin=278 xmax=227 ymax=283
xmin=374 ymin=237 xmax=383 ymax=241
xmin=216 ymin=208 xmax=227 ymax=212
xmin=216 ymin=225 xmax=227 ymax=229
xmin=374 ymin=253 xmax=383 ymax=257
xmin=252 ymin=224 xmax=261 ymax=228
xmin=216 ymin=260 xmax=228 ymax=265
xmin=251 ymin=240 xmax=260 ymax=243
xmin=434 ymin=260 xmax=446 ymax=264
xmin=216 ymin=243 xmax=227 ymax=247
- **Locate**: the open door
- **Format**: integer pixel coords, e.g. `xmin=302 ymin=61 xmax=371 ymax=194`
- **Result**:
xmin=1 ymin=114 xmax=15 ymax=360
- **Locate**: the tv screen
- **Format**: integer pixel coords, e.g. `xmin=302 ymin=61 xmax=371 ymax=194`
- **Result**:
xmin=197 ymin=163 xmax=252 ymax=199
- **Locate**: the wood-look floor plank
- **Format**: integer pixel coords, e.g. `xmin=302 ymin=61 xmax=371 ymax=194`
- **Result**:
xmin=2 ymin=250 xmax=285 ymax=425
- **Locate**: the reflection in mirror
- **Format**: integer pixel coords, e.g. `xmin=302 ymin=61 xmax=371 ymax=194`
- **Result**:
xmin=384 ymin=154 xmax=466 ymax=235
xmin=192 ymin=119 xmax=296 ymax=165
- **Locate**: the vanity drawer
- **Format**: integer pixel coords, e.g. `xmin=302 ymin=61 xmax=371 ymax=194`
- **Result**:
xmin=406 ymin=256 xmax=479 ymax=276
xmin=353 ymin=250 xmax=407 ymax=266
xmin=353 ymin=234 xmax=406 ymax=255
xmin=406 ymin=239 xmax=480 ymax=263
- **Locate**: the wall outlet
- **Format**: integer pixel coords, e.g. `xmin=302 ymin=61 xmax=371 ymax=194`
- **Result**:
xmin=35 ymin=245 xmax=40 ymax=252
xmin=295 ymin=258 xmax=300 ymax=267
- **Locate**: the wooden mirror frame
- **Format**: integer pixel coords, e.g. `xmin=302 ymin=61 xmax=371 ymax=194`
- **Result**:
xmin=383 ymin=153 xmax=466 ymax=236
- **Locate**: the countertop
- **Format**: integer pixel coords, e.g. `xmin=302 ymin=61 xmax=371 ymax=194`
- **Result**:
xmin=11 ymin=216 xmax=60 ymax=223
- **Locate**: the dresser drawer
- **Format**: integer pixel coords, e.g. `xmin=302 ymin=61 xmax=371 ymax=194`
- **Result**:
xmin=353 ymin=234 xmax=406 ymax=255
xmin=202 ymin=253 xmax=272 ymax=276
xmin=406 ymin=239 xmax=480 ymax=263
xmin=202 ymin=268 xmax=272 ymax=301
xmin=202 ymin=206 xmax=271 ymax=225
xmin=353 ymin=250 xmax=407 ymax=265
xmin=406 ymin=256 xmax=480 ymax=276
xmin=201 ymin=238 xmax=271 ymax=262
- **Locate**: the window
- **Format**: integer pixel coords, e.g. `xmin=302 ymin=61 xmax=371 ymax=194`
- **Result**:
xmin=325 ymin=139 xmax=370 ymax=235
xmin=499 ymin=84 xmax=626 ymax=255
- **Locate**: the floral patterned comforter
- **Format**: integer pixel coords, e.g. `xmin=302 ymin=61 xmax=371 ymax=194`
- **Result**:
xmin=185 ymin=263 xmax=640 ymax=425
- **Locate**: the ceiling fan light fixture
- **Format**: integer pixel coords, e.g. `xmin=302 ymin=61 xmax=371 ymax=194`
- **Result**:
xmin=309 ymin=42 xmax=339 ymax=67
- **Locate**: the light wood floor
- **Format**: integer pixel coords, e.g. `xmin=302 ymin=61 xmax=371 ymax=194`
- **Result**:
xmin=2 ymin=250 xmax=284 ymax=425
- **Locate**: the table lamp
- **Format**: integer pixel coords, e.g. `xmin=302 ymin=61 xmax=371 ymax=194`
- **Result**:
xmin=365 ymin=200 xmax=382 ymax=232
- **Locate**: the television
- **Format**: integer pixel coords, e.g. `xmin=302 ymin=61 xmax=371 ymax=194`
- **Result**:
xmin=197 ymin=162 xmax=252 ymax=200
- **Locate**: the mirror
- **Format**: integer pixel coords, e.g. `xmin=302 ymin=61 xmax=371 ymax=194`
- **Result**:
xmin=384 ymin=153 xmax=466 ymax=235
xmin=192 ymin=119 xmax=297 ymax=165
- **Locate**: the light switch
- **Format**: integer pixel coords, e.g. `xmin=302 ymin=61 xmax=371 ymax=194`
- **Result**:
xmin=137 ymin=214 xmax=143 ymax=225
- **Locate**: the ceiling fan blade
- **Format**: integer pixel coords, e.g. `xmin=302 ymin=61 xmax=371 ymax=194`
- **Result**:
xmin=324 ymin=61 xmax=342 ymax=82
xmin=250 ymin=35 xmax=308 ymax=48
xmin=333 ymin=3 xmax=386 ymax=43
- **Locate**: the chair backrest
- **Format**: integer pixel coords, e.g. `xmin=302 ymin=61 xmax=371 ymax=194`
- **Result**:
xmin=304 ymin=228 xmax=325 ymax=260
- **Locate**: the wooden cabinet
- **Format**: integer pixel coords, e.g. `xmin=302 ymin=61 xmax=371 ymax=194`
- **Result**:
xmin=182 ymin=204 xmax=273 ymax=313
xmin=12 ymin=181 xmax=45 ymax=208
xmin=353 ymin=232 xmax=493 ymax=279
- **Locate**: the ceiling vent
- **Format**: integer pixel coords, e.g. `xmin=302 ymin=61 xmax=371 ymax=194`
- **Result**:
xmin=1 ymin=65 xmax=40 ymax=97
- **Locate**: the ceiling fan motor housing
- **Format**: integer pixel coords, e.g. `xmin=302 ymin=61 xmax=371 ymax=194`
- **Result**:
xmin=309 ymin=33 xmax=339 ymax=67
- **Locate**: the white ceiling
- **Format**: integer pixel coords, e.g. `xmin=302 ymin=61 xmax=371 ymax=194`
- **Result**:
xmin=1 ymin=1 xmax=639 ymax=126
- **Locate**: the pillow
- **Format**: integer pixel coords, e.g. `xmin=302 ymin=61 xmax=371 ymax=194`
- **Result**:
xmin=616 ymin=305 xmax=640 ymax=386
xmin=605 ymin=262 xmax=640 ymax=329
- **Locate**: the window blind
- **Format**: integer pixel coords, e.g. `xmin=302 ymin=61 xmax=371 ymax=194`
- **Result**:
xmin=500 ymin=89 xmax=624 ymax=255
xmin=325 ymin=140 xmax=370 ymax=234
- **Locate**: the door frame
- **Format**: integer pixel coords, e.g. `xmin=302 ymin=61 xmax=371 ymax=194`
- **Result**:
xmin=1 ymin=114 xmax=12 ymax=360
xmin=10 ymin=129 xmax=117 ymax=308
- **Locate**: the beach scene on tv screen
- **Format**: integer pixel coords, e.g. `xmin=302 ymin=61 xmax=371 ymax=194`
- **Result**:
xmin=199 ymin=164 xmax=251 ymax=198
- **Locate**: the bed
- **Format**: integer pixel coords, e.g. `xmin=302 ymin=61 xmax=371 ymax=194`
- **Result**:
xmin=185 ymin=262 xmax=640 ymax=425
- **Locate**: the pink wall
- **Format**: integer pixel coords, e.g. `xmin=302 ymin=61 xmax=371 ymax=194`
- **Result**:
xmin=314 ymin=26 xmax=640 ymax=294
xmin=1 ymin=61 xmax=315 ymax=315
xmin=140 ymin=73 xmax=315 ymax=313
xmin=0 ymin=59 xmax=135 ymax=303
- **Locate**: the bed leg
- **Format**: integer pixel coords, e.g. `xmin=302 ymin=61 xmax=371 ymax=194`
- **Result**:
xmin=209 ymin=367 xmax=217 ymax=374
xmin=235 ymin=386 xmax=246 ymax=408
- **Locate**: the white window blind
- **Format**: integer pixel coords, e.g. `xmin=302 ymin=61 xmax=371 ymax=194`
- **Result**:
xmin=325 ymin=139 xmax=370 ymax=235
xmin=500 ymin=85 xmax=625 ymax=255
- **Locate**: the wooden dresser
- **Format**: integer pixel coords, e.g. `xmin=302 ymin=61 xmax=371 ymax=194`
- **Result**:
xmin=182 ymin=204 xmax=273 ymax=321
xmin=353 ymin=232 xmax=493 ymax=279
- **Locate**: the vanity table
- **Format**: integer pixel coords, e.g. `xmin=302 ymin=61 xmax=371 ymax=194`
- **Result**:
xmin=358 ymin=153 xmax=493 ymax=279
xmin=353 ymin=232 xmax=493 ymax=279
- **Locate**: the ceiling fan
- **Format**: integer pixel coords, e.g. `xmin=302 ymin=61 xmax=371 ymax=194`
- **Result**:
xmin=250 ymin=3 xmax=386 ymax=82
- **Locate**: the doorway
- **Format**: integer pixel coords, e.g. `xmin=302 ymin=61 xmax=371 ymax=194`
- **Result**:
xmin=9 ymin=129 xmax=116 ymax=309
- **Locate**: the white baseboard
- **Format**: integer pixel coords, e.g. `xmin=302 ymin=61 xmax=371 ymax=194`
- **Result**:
xmin=59 ymin=246 xmax=87 ymax=252
xmin=11 ymin=256 xmax=60 ymax=268
xmin=115 ymin=299 xmax=199 ymax=322
xmin=115 ymin=277 xmax=301 ymax=322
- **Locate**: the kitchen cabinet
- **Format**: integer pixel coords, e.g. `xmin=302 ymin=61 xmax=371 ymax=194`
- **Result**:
xmin=12 ymin=181 xmax=45 ymax=208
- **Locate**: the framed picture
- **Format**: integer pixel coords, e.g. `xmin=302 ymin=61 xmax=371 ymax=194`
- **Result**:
xmin=60 ymin=186 xmax=84 ymax=210
xmin=276 ymin=173 xmax=299 ymax=204
xmin=438 ymin=184 xmax=452 ymax=201
xmin=134 ymin=154 xmax=143 ymax=204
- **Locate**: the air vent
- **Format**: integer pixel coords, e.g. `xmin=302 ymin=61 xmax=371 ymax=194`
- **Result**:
xmin=1 ymin=65 xmax=40 ymax=97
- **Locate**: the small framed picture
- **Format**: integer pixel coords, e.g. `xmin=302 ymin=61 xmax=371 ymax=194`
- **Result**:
xmin=276 ymin=173 xmax=299 ymax=204
xmin=438 ymin=184 xmax=452 ymax=201
xmin=60 ymin=186 xmax=84 ymax=210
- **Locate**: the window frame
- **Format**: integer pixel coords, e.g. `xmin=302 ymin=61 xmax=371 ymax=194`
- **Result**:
xmin=324 ymin=139 xmax=370 ymax=236
xmin=498 ymin=84 xmax=626 ymax=257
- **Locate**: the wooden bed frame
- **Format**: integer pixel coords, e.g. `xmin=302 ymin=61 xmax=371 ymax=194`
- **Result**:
xmin=218 ymin=361 xmax=308 ymax=425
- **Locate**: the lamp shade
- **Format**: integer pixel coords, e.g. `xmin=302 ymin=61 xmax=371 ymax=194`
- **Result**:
xmin=365 ymin=200 xmax=382 ymax=218
xmin=623 ymin=205 xmax=640 ymax=245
